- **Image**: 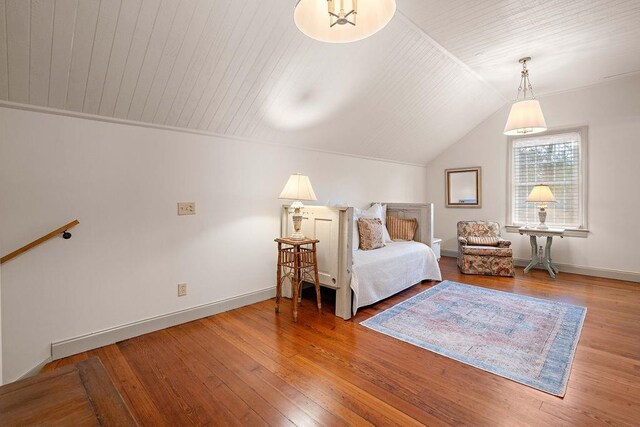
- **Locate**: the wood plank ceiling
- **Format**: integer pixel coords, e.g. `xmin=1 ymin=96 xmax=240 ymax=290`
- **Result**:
xmin=0 ymin=0 xmax=638 ymax=164
xmin=400 ymin=0 xmax=640 ymax=98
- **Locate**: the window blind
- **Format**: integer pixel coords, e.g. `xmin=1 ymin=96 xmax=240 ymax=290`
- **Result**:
xmin=511 ymin=131 xmax=583 ymax=228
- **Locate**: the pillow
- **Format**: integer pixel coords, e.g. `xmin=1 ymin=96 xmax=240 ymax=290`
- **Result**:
xmin=353 ymin=204 xmax=391 ymax=250
xmin=466 ymin=236 xmax=499 ymax=246
xmin=357 ymin=218 xmax=385 ymax=250
xmin=380 ymin=204 xmax=392 ymax=242
xmin=386 ymin=216 xmax=418 ymax=241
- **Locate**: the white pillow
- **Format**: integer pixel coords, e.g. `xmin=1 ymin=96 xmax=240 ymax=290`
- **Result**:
xmin=380 ymin=204 xmax=392 ymax=242
xmin=353 ymin=204 xmax=391 ymax=250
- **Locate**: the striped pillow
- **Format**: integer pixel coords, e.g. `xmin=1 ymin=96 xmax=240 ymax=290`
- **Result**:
xmin=467 ymin=236 xmax=499 ymax=246
xmin=386 ymin=216 xmax=418 ymax=241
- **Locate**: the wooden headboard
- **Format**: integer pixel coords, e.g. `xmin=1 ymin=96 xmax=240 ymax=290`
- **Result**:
xmin=374 ymin=202 xmax=435 ymax=247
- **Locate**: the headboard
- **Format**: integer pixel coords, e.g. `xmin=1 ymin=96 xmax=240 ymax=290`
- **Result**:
xmin=374 ymin=202 xmax=435 ymax=247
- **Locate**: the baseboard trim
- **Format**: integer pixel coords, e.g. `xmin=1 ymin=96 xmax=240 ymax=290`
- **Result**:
xmin=440 ymin=250 xmax=640 ymax=283
xmin=17 ymin=357 xmax=53 ymax=381
xmin=51 ymin=286 xmax=276 ymax=361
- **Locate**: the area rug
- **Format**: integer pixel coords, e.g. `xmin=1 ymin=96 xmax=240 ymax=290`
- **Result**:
xmin=361 ymin=281 xmax=586 ymax=396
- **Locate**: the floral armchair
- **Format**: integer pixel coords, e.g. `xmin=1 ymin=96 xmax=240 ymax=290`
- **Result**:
xmin=457 ymin=221 xmax=514 ymax=277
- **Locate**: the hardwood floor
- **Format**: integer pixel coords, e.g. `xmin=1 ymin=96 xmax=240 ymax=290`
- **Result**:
xmin=1 ymin=357 xmax=136 ymax=426
xmin=43 ymin=257 xmax=640 ymax=426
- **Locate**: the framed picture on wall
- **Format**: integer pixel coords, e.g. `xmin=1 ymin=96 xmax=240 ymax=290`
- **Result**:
xmin=445 ymin=167 xmax=482 ymax=208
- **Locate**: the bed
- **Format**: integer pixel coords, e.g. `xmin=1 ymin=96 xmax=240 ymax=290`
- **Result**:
xmin=351 ymin=240 xmax=441 ymax=314
xmin=281 ymin=203 xmax=441 ymax=319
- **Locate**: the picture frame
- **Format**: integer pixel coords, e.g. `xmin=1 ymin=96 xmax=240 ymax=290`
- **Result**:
xmin=445 ymin=167 xmax=482 ymax=208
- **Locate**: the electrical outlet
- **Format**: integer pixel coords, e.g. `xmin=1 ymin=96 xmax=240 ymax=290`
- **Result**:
xmin=177 ymin=202 xmax=195 ymax=215
xmin=178 ymin=283 xmax=187 ymax=297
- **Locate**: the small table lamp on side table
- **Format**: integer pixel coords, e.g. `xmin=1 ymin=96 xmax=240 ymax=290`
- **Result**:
xmin=279 ymin=173 xmax=317 ymax=240
xmin=275 ymin=237 xmax=322 ymax=322
xmin=527 ymin=184 xmax=556 ymax=229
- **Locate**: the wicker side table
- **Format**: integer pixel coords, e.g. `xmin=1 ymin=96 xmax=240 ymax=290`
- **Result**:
xmin=275 ymin=237 xmax=321 ymax=322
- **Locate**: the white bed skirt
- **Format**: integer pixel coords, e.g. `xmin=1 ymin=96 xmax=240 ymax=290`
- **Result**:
xmin=350 ymin=241 xmax=442 ymax=313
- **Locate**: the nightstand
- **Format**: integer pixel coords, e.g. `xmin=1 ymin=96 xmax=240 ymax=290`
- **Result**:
xmin=275 ymin=237 xmax=322 ymax=322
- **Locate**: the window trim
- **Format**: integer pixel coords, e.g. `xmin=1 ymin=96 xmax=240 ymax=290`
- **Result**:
xmin=505 ymin=126 xmax=589 ymax=238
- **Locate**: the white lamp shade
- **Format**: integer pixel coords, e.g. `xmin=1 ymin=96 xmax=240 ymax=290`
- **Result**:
xmin=503 ymin=99 xmax=547 ymax=136
xmin=294 ymin=0 xmax=396 ymax=43
xmin=279 ymin=173 xmax=318 ymax=201
xmin=526 ymin=185 xmax=556 ymax=203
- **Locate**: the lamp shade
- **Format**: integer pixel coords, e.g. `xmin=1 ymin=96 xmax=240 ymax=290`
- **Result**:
xmin=294 ymin=0 xmax=396 ymax=43
xmin=279 ymin=173 xmax=317 ymax=201
xmin=526 ymin=185 xmax=556 ymax=203
xmin=503 ymin=99 xmax=547 ymax=136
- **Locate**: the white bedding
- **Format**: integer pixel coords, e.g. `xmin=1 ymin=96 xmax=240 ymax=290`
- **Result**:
xmin=350 ymin=241 xmax=442 ymax=313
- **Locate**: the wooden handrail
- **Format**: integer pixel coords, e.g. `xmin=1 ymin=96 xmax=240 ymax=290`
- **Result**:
xmin=0 ymin=219 xmax=79 ymax=265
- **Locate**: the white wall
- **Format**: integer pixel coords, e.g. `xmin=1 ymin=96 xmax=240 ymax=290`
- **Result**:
xmin=0 ymin=107 xmax=427 ymax=382
xmin=426 ymin=75 xmax=640 ymax=276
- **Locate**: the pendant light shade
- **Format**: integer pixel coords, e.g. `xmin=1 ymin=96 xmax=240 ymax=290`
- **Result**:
xmin=504 ymin=99 xmax=547 ymax=136
xmin=294 ymin=0 xmax=397 ymax=43
xmin=503 ymin=57 xmax=547 ymax=136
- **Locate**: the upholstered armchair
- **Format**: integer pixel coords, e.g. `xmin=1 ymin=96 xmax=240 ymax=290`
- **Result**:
xmin=457 ymin=221 xmax=514 ymax=277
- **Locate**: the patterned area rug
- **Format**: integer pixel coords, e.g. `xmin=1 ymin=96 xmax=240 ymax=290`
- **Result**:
xmin=361 ymin=281 xmax=586 ymax=396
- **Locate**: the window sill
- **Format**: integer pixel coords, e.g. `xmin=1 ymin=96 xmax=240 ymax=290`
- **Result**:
xmin=505 ymin=225 xmax=589 ymax=238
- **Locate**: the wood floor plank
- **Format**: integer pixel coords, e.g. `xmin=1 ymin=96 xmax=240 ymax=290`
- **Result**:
xmin=164 ymin=325 xmax=298 ymax=427
xmin=125 ymin=333 xmax=246 ymax=426
xmin=39 ymin=257 xmax=639 ymax=426
xmin=117 ymin=336 xmax=236 ymax=426
xmin=185 ymin=318 xmax=358 ymax=426
xmin=201 ymin=315 xmax=404 ymax=426
xmin=143 ymin=330 xmax=268 ymax=426
xmin=91 ymin=344 xmax=165 ymax=427
xmin=1 ymin=358 xmax=135 ymax=426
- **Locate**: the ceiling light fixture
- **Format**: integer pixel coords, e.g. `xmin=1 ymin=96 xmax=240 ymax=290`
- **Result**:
xmin=503 ymin=57 xmax=547 ymax=136
xmin=294 ymin=0 xmax=397 ymax=43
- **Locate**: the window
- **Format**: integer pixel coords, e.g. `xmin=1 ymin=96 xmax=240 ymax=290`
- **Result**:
xmin=508 ymin=128 xmax=588 ymax=233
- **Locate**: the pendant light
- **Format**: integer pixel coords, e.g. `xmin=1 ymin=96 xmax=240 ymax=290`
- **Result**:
xmin=503 ymin=57 xmax=547 ymax=136
xmin=294 ymin=0 xmax=397 ymax=43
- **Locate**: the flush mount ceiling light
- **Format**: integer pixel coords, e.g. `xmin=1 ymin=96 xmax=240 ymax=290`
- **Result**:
xmin=294 ymin=0 xmax=397 ymax=43
xmin=504 ymin=57 xmax=548 ymax=136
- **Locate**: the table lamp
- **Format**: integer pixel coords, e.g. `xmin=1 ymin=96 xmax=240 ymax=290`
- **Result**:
xmin=279 ymin=173 xmax=317 ymax=240
xmin=527 ymin=184 xmax=556 ymax=229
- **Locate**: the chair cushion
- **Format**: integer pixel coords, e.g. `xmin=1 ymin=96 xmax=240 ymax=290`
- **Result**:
xmin=386 ymin=216 xmax=418 ymax=241
xmin=457 ymin=221 xmax=501 ymax=238
xmin=467 ymin=236 xmax=499 ymax=246
xmin=462 ymin=246 xmax=512 ymax=257
xmin=358 ymin=218 xmax=385 ymax=250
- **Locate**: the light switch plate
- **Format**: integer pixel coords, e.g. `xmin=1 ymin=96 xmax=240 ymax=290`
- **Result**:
xmin=177 ymin=202 xmax=195 ymax=215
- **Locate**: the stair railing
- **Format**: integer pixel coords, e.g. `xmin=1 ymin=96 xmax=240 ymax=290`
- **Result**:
xmin=0 ymin=220 xmax=79 ymax=265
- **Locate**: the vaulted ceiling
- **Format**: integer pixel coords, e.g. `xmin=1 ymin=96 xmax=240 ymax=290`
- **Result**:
xmin=0 ymin=0 xmax=638 ymax=164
